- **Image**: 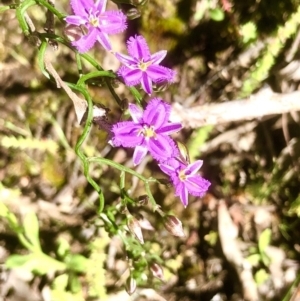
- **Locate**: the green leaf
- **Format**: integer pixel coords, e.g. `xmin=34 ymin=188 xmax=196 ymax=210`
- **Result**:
xmin=69 ymin=273 xmax=82 ymax=294
xmin=6 ymin=253 xmax=66 ymax=275
xmin=187 ymin=125 xmax=213 ymax=161
xmin=240 ymin=22 xmax=257 ymax=44
xmin=209 ymin=8 xmax=225 ymax=21
xmin=258 ymin=228 xmax=272 ymax=254
xmin=66 ymin=254 xmax=88 ymax=273
xmin=5 ymin=254 xmax=33 ymax=268
xmin=246 ymin=254 xmax=261 ymax=266
xmin=56 ymin=237 xmax=70 ymax=259
xmin=258 ymin=228 xmax=272 ymax=266
xmin=23 ymin=212 xmax=41 ymax=250
xmin=0 ymin=202 xmax=20 ymax=233
xmin=254 ymin=269 xmax=269 ymax=284
xmin=52 ymin=274 xmax=69 ymax=291
xmin=0 ymin=202 xmax=9 ymax=218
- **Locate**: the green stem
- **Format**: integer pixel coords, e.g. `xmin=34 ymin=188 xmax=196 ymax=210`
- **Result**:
xmin=16 ymin=0 xmax=36 ymax=36
xmin=0 ymin=5 xmax=10 ymax=12
xmin=88 ymin=157 xmax=158 ymax=210
xmin=74 ymin=87 xmax=105 ymax=212
xmin=17 ymin=233 xmax=40 ymax=253
xmin=35 ymin=0 xmax=66 ymax=20
xmin=77 ymin=71 xmax=116 ymax=86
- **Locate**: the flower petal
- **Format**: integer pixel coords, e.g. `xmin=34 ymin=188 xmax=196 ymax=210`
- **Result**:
xmin=157 ymin=122 xmax=183 ymax=135
xmin=65 ymin=15 xmax=86 ymax=26
xmin=150 ymin=50 xmax=167 ymax=64
xmin=96 ymin=31 xmax=112 ymax=51
xmin=143 ymin=98 xmax=170 ymax=128
xmin=128 ymin=104 xmax=143 ymax=123
xmin=133 ymin=145 xmax=148 ymax=165
xmin=112 ymin=121 xmax=143 ymax=147
xmin=72 ymin=27 xmax=98 ymax=53
xmin=115 ymin=53 xmax=137 ymax=67
xmin=100 ymin=11 xmax=127 ymax=34
xmin=159 ymin=163 xmax=176 ymax=176
xmin=176 ymin=183 xmax=189 ymax=207
xmin=119 ymin=68 xmax=143 ymax=86
xmin=148 ymin=135 xmax=178 ymax=162
xmin=140 ymin=72 xmax=152 ymax=95
xmin=127 ymin=35 xmax=151 ymax=60
xmin=70 ymin=0 xmax=94 ymax=16
xmin=184 ymin=175 xmax=211 ymax=196
xmin=95 ymin=0 xmax=107 ymax=13
xmin=185 ymin=160 xmax=203 ymax=175
xmin=147 ymin=65 xmax=176 ymax=82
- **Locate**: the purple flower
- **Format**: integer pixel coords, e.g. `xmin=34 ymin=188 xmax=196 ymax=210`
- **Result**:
xmin=115 ymin=35 xmax=176 ymax=95
xmin=65 ymin=0 xmax=127 ymax=53
xmin=111 ymin=98 xmax=182 ymax=165
xmin=159 ymin=158 xmax=211 ymax=207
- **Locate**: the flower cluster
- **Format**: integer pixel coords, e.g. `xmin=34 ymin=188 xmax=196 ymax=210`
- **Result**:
xmin=65 ymin=0 xmax=210 ymax=206
xmin=111 ymin=98 xmax=182 ymax=165
xmin=115 ymin=35 xmax=176 ymax=95
xmin=111 ymin=99 xmax=210 ymax=207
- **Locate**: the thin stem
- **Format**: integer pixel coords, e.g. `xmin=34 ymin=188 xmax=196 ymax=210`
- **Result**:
xmin=88 ymin=157 xmax=158 ymax=210
xmin=77 ymin=71 xmax=116 ymax=86
xmin=0 ymin=5 xmax=10 ymax=12
xmin=17 ymin=233 xmax=40 ymax=253
xmin=16 ymin=0 xmax=36 ymax=35
xmin=74 ymin=86 xmax=105 ymax=212
xmin=35 ymin=0 xmax=66 ymax=20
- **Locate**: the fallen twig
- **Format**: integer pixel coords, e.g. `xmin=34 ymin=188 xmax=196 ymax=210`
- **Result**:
xmin=171 ymin=87 xmax=300 ymax=128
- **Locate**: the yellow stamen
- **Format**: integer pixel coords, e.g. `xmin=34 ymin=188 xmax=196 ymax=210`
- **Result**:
xmin=179 ymin=169 xmax=186 ymax=181
xmin=139 ymin=125 xmax=156 ymax=139
xmin=89 ymin=15 xmax=99 ymax=27
xmin=138 ymin=60 xmax=152 ymax=71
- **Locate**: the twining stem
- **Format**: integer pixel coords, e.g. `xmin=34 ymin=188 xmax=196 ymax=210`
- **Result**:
xmin=88 ymin=157 xmax=158 ymax=209
xmin=12 ymin=0 xmax=153 ymax=212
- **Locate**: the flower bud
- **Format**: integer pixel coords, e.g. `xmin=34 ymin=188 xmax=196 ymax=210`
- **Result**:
xmin=176 ymin=141 xmax=190 ymax=164
xmin=131 ymin=0 xmax=148 ymax=6
xmin=127 ymin=217 xmax=144 ymax=244
xmin=163 ymin=215 xmax=185 ymax=237
xmin=64 ymin=24 xmax=83 ymax=42
xmin=125 ymin=276 xmax=136 ymax=295
xmin=110 ymin=78 xmax=120 ymax=89
xmin=120 ymin=98 xmax=129 ymax=111
xmin=137 ymin=194 xmax=149 ymax=206
xmin=126 ymin=7 xmax=141 ymax=20
xmin=150 ymin=263 xmax=164 ymax=280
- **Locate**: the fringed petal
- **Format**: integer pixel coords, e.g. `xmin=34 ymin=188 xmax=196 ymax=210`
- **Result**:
xmin=126 ymin=35 xmax=151 ymax=60
xmin=157 ymin=122 xmax=182 ymax=135
xmin=65 ymin=15 xmax=86 ymax=26
xmin=96 ymin=31 xmax=112 ymax=51
xmin=133 ymin=145 xmax=148 ymax=165
xmin=100 ymin=11 xmax=127 ymax=34
xmin=148 ymin=135 xmax=178 ymax=162
xmin=185 ymin=160 xmax=203 ymax=175
xmin=144 ymin=98 xmax=170 ymax=128
xmin=175 ymin=183 xmax=188 ymax=207
xmin=150 ymin=50 xmax=167 ymax=64
xmin=70 ymin=0 xmax=94 ymax=16
xmin=158 ymin=163 xmax=176 ymax=176
xmin=128 ymin=104 xmax=143 ymax=123
xmin=184 ymin=175 xmax=211 ymax=197
xmin=95 ymin=0 xmax=107 ymax=13
xmin=115 ymin=53 xmax=137 ymax=67
xmin=120 ymin=68 xmax=143 ymax=86
xmin=140 ymin=72 xmax=152 ymax=95
xmin=72 ymin=27 xmax=98 ymax=53
xmin=147 ymin=65 xmax=176 ymax=83
xmin=111 ymin=121 xmax=143 ymax=147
